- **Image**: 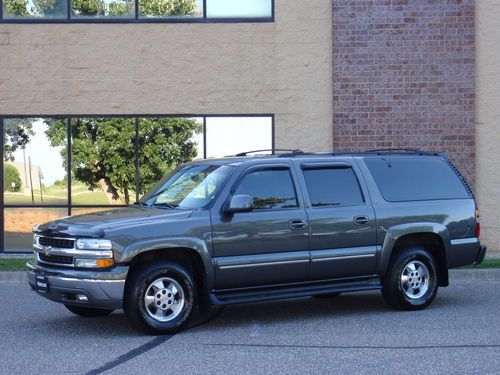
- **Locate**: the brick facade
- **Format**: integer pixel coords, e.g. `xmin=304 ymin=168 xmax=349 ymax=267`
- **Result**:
xmin=332 ymin=0 xmax=475 ymax=186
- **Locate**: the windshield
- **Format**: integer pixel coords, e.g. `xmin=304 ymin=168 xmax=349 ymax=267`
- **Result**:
xmin=143 ymin=164 xmax=234 ymax=209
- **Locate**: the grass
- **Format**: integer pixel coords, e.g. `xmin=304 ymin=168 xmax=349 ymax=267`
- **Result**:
xmin=462 ymin=259 xmax=500 ymax=269
xmin=0 ymin=258 xmax=33 ymax=271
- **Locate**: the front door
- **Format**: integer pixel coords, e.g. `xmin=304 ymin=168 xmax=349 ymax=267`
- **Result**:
xmin=211 ymin=164 xmax=309 ymax=290
xmin=296 ymin=160 xmax=378 ymax=281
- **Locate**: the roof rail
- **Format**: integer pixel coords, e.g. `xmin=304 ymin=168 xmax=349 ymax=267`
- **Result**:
xmin=234 ymin=149 xmax=303 ymax=157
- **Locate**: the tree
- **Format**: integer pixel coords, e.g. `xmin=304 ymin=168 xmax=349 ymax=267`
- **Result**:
xmin=3 ymin=119 xmax=34 ymax=162
xmin=3 ymin=163 xmax=22 ymax=192
xmin=3 ymin=0 xmax=66 ymax=17
xmin=45 ymin=118 xmax=201 ymax=205
xmin=140 ymin=0 xmax=198 ymax=17
xmin=3 ymin=0 xmax=197 ymax=17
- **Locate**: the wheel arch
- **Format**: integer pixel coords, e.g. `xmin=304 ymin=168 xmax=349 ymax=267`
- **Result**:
xmin=122 ymin=238 xmax=214 ymax=303
xmin=379 ymin=223 xmax=450 ymax=287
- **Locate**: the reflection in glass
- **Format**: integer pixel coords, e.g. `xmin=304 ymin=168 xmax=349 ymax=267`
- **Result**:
xmin=2 ymin=0 xmax=67 ymax=18
xmin=3 ymin=118 xmax=68 ymax=205
xmin=67 ymin=118 xmax=137 ymax=205
xmin=138 ymin=117 xmax=202 ymax=197
xmin=72 ymin=0 xmax=135 ymax=18
xmin=4 ymin=208 xmax=68 ymax=252
xmin=206 ymin=0 xmax=272 ymax=18
xmin=139 ymin=0 xmax=202 ymax=18
xmin=205 ymin=117 xmax=272 ymax=158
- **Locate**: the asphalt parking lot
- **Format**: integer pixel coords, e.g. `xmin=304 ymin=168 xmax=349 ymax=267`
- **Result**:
xmin=1 ymin=271 xmax=499 ymax=375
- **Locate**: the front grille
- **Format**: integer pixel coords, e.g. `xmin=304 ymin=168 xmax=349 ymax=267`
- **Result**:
xmin=38 ymin=253 xmax=73 ymax=265
xmin=39 ymin=236 xmax=75 ymax=249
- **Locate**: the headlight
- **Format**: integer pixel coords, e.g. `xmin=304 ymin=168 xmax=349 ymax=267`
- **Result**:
xmin=76 ymin=238 xmax=112 ymax=250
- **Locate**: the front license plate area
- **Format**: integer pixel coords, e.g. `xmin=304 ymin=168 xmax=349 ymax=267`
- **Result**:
xmin=35 ymin=275 xmax=49 ymax=292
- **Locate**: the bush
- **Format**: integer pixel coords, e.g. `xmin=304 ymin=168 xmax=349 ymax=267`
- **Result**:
xmin=3 ymin=163 xmax=22 ymax=192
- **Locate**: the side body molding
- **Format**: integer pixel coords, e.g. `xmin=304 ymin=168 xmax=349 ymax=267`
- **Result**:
xmin=121 ymin=237 xmax=215 ymax=289
xmin=378 ymin=222 xmax=451 ymax=276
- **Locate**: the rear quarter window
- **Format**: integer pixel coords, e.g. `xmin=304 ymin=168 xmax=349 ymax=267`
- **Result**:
xmin=364 ymin=156 xmax=470 ymax=202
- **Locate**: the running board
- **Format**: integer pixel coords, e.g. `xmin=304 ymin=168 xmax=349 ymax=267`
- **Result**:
xmin=210 ymin=278 xmax=382 ymax=305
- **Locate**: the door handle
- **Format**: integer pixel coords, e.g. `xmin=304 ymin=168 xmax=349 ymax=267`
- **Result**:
xmin=353 ymin=216 xmax=369 ymax=225
xmin=289 ymin=219 xmax=308 ymax=230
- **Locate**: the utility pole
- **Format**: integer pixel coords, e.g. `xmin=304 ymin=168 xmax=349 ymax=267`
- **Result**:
xmin=28 ymin=156 xmax=35 ymax=204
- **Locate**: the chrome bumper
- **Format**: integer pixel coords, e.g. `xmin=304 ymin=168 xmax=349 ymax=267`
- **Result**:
xmin=27 ymin=262 xmax=128 ymax=310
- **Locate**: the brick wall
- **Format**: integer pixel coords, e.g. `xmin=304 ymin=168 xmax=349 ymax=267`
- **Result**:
xmin=332 ymin=0 xmax=475 ymax=186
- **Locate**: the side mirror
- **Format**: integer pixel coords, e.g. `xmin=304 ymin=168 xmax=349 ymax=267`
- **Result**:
xmin=225 ymin=195 xmax=254 ymax=214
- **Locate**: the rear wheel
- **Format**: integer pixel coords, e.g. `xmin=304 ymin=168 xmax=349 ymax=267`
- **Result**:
xmin=382 ymin=248 xmax=438 ymax=310
xmin=124 ymin=261 xmax=196 ymax=335
xmin=64 ymin=304 xmax=114 ymax=317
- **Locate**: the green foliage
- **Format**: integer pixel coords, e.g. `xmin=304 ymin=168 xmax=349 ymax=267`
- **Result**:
xmin=45 ymin=118 xmax=201 ymax=204
xmin=3 ymin=0 xmax=65 ymax=17
xmin=140 ymin=0 xmax=198 ymax=17
xmin=4 ymin=0 xmax=197 ymax=17
xmin=138 ymin=118 xmax=201 ymax=193
xmin=3 ymin=163 xmax=22 ymax=192
xmin=3 ymin=119 xmax=34 ymax=162
xmin=3 ymin=0 xmax=30 ymax=16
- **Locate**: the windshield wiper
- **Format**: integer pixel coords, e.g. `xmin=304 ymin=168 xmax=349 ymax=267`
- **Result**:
xmin=152 ymin=202 xmax=178 ymax=209
xmin=133 ymin=201 xmax=148 ymax=208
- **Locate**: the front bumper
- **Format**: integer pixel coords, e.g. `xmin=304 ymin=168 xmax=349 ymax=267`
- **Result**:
xmin=27 ymin=262 xmax=128 ymax=310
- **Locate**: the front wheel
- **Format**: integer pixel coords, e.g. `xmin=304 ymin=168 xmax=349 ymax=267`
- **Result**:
xmin=124 ymin=262 xmax=197 ymax=335
xmin=382 ymin=248 xmax=438 ymax=310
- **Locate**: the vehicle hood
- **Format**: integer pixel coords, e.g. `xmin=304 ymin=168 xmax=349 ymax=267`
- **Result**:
xmin=34 ymin=207 xmax=194 ymax=237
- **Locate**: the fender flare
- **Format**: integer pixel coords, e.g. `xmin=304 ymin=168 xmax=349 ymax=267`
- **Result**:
xmin=379 ymin=222 xmax=450 ymax=277
xmin=121 ymin=237 xmax=214 ymax=290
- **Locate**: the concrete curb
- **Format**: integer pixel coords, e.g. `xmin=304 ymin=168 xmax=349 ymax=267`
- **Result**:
xmin=0 ymin=269 xmax=499 ymax=284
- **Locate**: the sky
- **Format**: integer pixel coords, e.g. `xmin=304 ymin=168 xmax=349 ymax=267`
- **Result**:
xmin=6 ymin=117 xmax=273 ymax=187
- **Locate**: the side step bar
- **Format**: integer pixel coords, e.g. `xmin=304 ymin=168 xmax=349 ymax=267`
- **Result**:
xmin=210 ymin=278 xmax=382 ymax=306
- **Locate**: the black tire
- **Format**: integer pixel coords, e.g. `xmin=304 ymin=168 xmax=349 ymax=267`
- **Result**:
xmin=64 ymin=304 xmax=114 ymax=317
xmin=124 ymin=261 xmax=197 ymax=335
xmin=313 ymin=292 xmax=341 ymax=299
xmin=382 ymin=247 xmax=439 ymax=310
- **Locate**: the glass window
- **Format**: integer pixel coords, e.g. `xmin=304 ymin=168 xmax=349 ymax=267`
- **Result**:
xmin=138 ymin=117 xmax=203 ymax=198
xmin=303 ymin=168 xmax=364 ymax=207
xmin=70 ymin=118 xmax=136 ymax=205
xmin=364 ymin=156 xmax=470 ymax=202
xmin=139 ymin=0 xmax=203 ymax=18
xmin=234 ymin=168 xmax=298 ymax=210
xmin=3 ymin=208 xmax=68 ymax=252
xmin=207 ymin=0 xmax=272 ymax=18
xmin=3 ymin=118 xmax=68 ymax=205
xmin=71 ymin=0 xmax=135 ymax=18
xmin=205 ymin=117 xmax=272 ymax=158
xmin=2 ymin=0 xmax=67 ymax=18
xmin=144 ymin=164 xmax=233 ymax=209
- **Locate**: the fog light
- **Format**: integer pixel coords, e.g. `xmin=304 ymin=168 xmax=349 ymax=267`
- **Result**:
xmin=74 ymin=258 xmax=114 ymax=268
xmin=76 ymin=294 xmax=88 ymax=302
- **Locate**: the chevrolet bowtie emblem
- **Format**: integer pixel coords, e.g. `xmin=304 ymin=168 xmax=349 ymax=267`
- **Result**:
xmin=42 ymin=246 xmax=53 ymax=256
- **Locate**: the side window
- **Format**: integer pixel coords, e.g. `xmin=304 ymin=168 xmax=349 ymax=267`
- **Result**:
xmin=303 ymin=167 xmax=364 ymax=207
xmin=234 ymin=168 xmax=298 ymax=210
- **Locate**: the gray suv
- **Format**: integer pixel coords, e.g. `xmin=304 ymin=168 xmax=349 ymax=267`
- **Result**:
xmin=27 ymin=149 xmax=487 ymax=334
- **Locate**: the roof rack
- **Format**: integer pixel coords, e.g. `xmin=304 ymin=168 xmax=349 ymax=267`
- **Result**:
xmin=234 ymin=149 xmax=304 ymax=157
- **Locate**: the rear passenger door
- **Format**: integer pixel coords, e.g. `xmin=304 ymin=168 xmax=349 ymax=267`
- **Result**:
xmin=296 ymin=160 xmax=378 ymax=281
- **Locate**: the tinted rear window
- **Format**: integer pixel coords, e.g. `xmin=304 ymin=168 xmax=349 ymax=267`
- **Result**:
xmin=364 ymin=156 xmax=470 ymax=202
xmin=303 ymin=168 xmax=364 ymax=207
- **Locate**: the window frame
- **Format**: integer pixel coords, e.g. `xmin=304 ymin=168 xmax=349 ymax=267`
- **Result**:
xmin=0 ymin=114 xmax=274 ymax=253
xmin=229 ymin=164 xmax=301 ymax=212
xmin=0 ymin=0 xmax=274 ymax=23
xmin=300 ymin=162 xmax=366 ymax=209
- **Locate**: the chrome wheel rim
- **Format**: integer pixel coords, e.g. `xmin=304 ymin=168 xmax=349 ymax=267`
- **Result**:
xmin=400 ymin=260 xmax=430 ymax=299
xmin=144 ymin=277 xmax=185 ymax=322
